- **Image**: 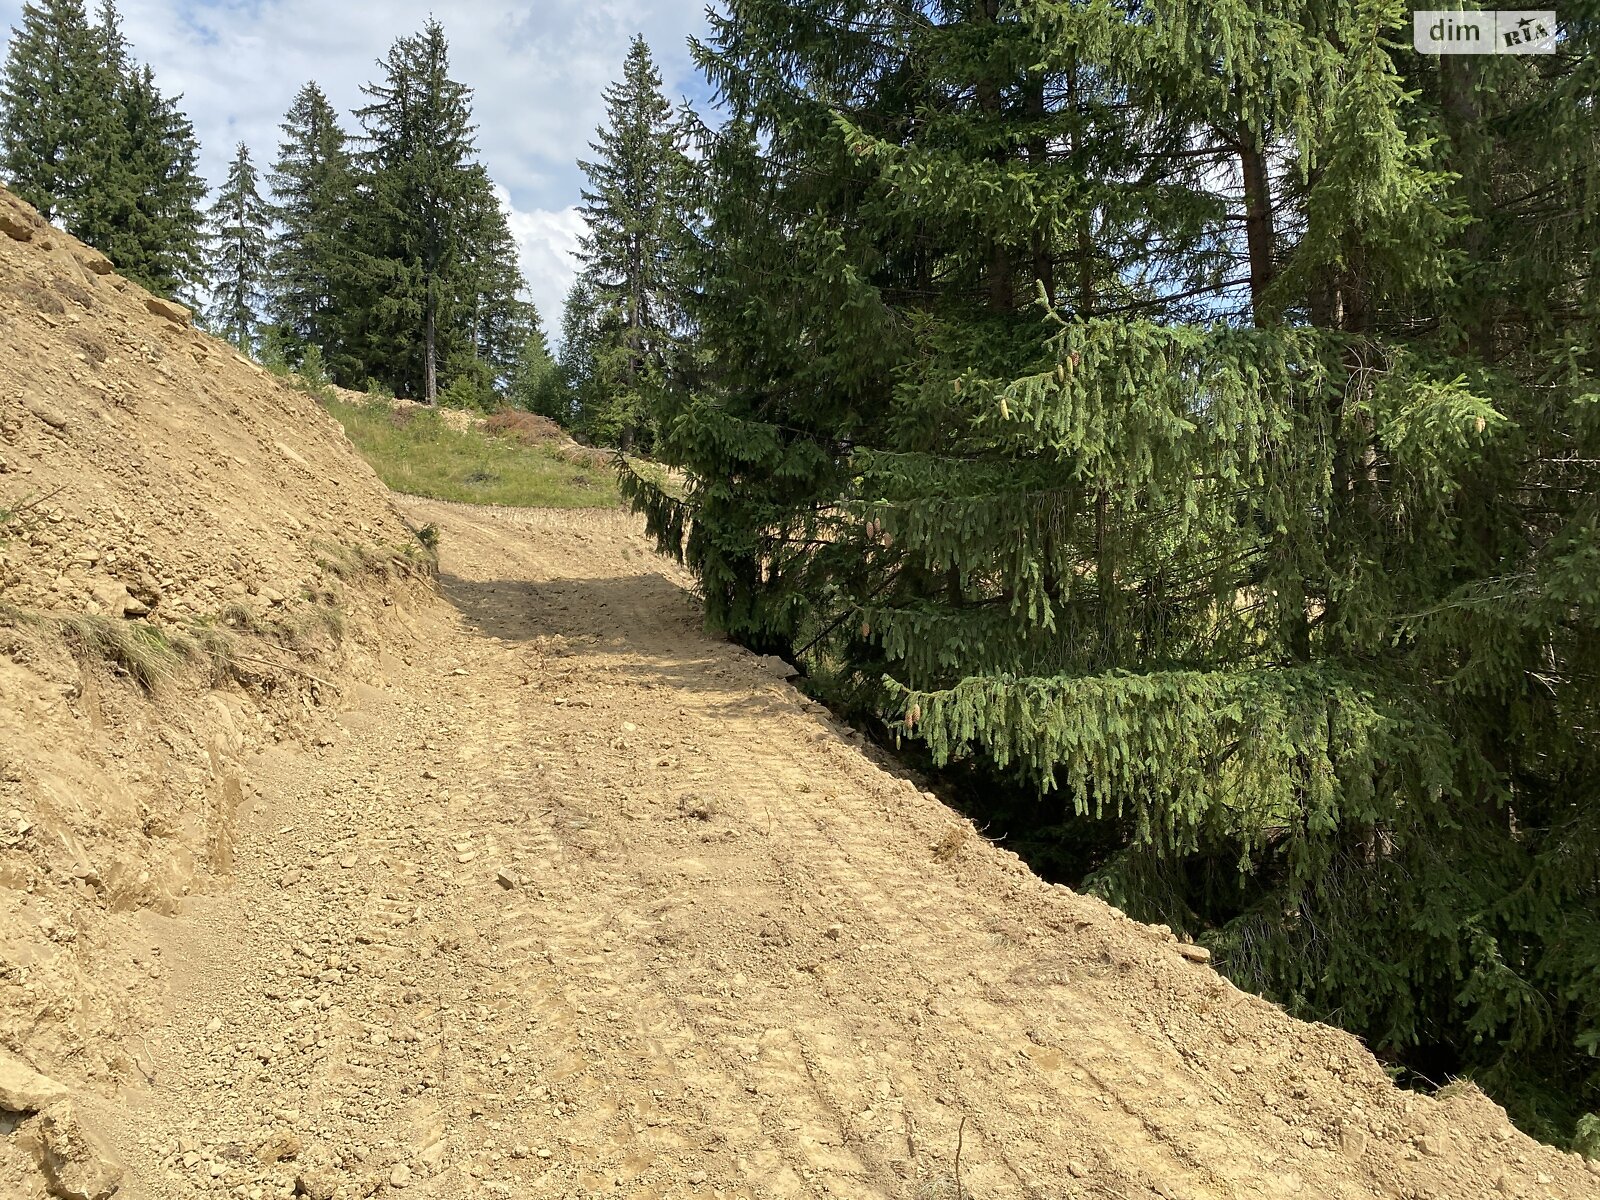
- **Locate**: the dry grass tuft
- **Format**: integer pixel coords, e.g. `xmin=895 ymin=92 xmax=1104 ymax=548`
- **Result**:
xmin=271 ymin=600 xmax=345 ymax=652
xmin=312 ymin=537 xmax=437 ymax=583
xmin=220 ymin=600 xmax=268 ymax=634
xmin=483 ymin=410 xmax=565 ymax=445
xmin=932 ymin=825 xmax=969 ymax=864
xmin=180 ymin=622 xmax=246 ymax=687
xmin=58 ymin=613 xmax=185 ymax=693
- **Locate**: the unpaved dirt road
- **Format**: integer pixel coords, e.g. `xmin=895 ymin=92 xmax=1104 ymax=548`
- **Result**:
xmin=85 ymin=501 xmax=1597 ymax=1200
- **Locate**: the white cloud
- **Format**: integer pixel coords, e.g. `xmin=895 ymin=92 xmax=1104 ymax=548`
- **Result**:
xmin=496 ymin=186 xmax=585 ymax=340
xmin=0 ymin=0 xmax=711 ymax=329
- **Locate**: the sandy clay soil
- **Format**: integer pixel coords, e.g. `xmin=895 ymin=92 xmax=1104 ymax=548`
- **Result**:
xmin=48 ymin=500 xmax=1600 ymax=1200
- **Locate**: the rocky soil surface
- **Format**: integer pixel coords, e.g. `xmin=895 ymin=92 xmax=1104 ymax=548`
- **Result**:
xmin=1 ymin=185 xmax=1597 ymax=1200
xmin=0 ymin=184 xmax=433 ymax=1198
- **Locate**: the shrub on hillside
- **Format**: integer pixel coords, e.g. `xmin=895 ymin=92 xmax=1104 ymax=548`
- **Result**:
xmin=555 ymin=442 xmax=614 ymax=471
xmin=439 ymin=357 xmax=497 ymax=411
xmin=257 ymin=325 xmax=293 ymax=377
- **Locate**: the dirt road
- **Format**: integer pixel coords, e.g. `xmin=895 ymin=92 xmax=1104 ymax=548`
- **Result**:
xmin=85 ymin=500 xmax=1596 ymax=1200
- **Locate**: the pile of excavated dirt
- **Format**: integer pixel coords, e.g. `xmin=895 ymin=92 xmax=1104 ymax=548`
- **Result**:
xmin=0 ymin=185 xmax=437 ymax=1197
xmin=1 ymin=186 xmax=1596 ymax=1200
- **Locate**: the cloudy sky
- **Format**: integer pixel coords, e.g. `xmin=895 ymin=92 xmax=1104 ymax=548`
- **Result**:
xmin=0 ymin=0 xmax=716 ymax=332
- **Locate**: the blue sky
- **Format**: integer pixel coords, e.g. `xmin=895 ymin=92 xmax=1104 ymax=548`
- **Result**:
xmin=0 ymin=0 xmax=715 ymax=330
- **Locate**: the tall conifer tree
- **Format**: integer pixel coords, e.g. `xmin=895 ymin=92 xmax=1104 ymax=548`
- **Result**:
xmin=0 ymin=0 xmax=111 ymax=223
xmin=573 ymin=35 xmax=691 ymax=448
xmin=203 ymin=142 xmax=270 ymax=350
xmin=105 ymin=63 xmax=207 ymax=300
xmin=558 ymin=271 xmax=619 ymax=432
xmin=0 ymin=0 xmax=205 ymax=298
xmin=631 ymin=0 xmax=1600 ymax=1143
xmin=451 ymin=167 xmax=536 ymax=398
xmin=352 ymin=18 xmax=478 ymax=403
xmin=510 ymin=319 xmax=564 ymax=420
xmin=267 ymin=81 xmax=356 ymax=376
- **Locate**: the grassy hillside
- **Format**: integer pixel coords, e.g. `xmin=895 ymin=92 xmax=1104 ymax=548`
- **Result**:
xmin=323 ymin=395 xmax=622 ymax=508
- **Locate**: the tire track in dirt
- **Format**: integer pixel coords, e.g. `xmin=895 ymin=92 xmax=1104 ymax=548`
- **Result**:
xmin=84 ymin=499 xmax=1598 ymax=1200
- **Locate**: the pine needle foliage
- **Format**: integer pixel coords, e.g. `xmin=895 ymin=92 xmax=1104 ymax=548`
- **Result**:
xmin=92 ymin=59 xmax=207 ymax=300
xmin=267 ymin=81 xmax=359 ymax=377
xmin=0 ymin=0 xmax=111 ymax=225
xmin=629 ymin=0 xmax=1600 ymax=1143
xmin=569 ymin=35 xmax=695 ymax=449
xmin=203 ymin=142 xmax=270 ymax=351
xmin=350 ymin=18 xmax=478 ymax=405
xmin=0 ymin=0 xmax=206 ymax=298
xmin=319 ymin=19 xmax=538 ymax=405
xmin=448 ymin=165 xmax=539 ymax=404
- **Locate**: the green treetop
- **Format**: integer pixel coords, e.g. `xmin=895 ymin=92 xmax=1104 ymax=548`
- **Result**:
xmin=0 ymin=0 xmax=206 ymax=298
xmin=203 ymin=142 xmax=271 ymax=351
xmin=351 ymin=18 xmax=479 ymax=404
xmin=509 ymin=318 xmax=564 ymax=420
xmin=267 ymin=81 xmax=358 ymax=377
xmin=0 ymin=0 xmax=111 ymax=224
xmin=100 ymin=62 xmax=207 ymax=300
xmin=447 ymin=165 xmax=538 ymax=404
xmin=572 ymin=34 xmax=693 ymax=449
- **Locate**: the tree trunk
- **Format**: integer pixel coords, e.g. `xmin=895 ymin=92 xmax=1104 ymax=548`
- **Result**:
xmin=975 ymin=0 xmax=1012 ymax=312
xmin=1239 ymin=127 xmax=1276 ymax=324
xmin=1442 ymin=56 xmax=1492 ymax=362
xmin=423 ymin=285 xmax=438 ymax=405
xmin=1026 ymin=73 xmax=1054 ymax=308
xmin=1069 ymin=66 xmax=1111 ymax=655
xmin=1069 ymin=60 xmax=1093 ymax=319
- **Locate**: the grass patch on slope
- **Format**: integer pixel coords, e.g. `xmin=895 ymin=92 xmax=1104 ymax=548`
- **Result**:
xmin=323 ymin=395 xmax=622 ymax=508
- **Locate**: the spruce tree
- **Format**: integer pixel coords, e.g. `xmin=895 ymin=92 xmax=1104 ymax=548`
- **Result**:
xmin=558 ymin=271 xmax=620 ymax=433
xmin=509 ymin=321 xmax=564 ymax=420
xmin=0 ymin=0 xmax=205 ymax=298
xmin=451 ymin=166 xmax=536 ymax=397
xmin=99 ymin=62 xmax=207 ymax=299
xmin=630 ymin=0 xmax=1600 ymax=1145
xmin=267 ymin=81 xmax=357 ymax=377
xmin=0 ymin=0 xmax=116 ymax=225
xmin=203 ymin=143 xmax=270 ymax=351
xmin=74 ymin=0 xmax=132 ymax=264
xmin=573 ymin=35 xmax=691 ymax=449
xmin=352 ymin=18 xmax=479 ymax=404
